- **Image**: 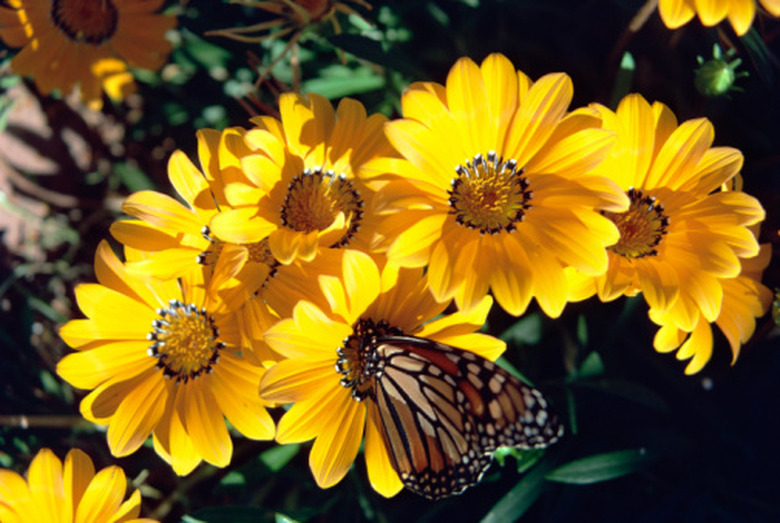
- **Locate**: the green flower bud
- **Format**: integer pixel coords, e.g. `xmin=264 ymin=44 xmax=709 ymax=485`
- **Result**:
xmin=695 ymin=44 xmax=748 ymax=97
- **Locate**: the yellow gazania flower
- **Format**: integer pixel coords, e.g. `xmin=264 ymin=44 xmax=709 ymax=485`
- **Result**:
xmin=361 ymin=53 xmax=628 ymax=318
xmin=658 ymin=0 xmax=780 ymax=36
xmin=651 ymin=237 xmax=772 ymax=374
xmin=56 ymin=241 xmax=275 ymax=476
xmin=259 ymin=250 xmax=505 ymax=496
xmin=0 ymin=0 xmax=175 ymax=110
xmin=110 ymin=128 xmax=280 ymax=362
xmin=565 ymin=94 xmax=765 ymax=334
xmin=0 ymin=448 xmax=155 ymax=523
xmin=209 ymin=92 xmax=395 ymax=265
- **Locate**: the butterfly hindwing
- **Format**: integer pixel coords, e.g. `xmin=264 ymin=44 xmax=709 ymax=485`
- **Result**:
xmin=368 ymin=335 xmax=562 ymax=499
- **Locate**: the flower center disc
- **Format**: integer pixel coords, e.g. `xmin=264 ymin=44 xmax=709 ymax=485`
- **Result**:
xmin=280 ymin=167 xmax=363 ymax=247
xmin=448 ymin=151 xmax=532 ymax=234
xmin=294 ymin=0 xmax=334 ymax=22
xmin=603 ymin=188 xmax=670 ymax=259
xmin=51 ymin=0 xmax=119 ymax=44
xmin=335 ymin=319 xmax=401 ymax=401
xmin=199 ymin=227 xmax=278 ymax=268
xmin=147 ymin=300 xmax=224 ymax=383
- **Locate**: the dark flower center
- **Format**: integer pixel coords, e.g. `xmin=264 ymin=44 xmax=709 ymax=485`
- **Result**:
xmin=280 ymin=167 xmax=363 ymax=248
xmin=51 ymin=0 xmax=119 ymax=44
xmin=448 ymin=151 xmax=532 ymax=234
xmin=335 ymin=319 xmax=402 ymax=401
xmin=147 ymin=299 xmax=224 ymax=384
xmin=603 ymin=188 xmax=670 ymax=259
xmin=198 ymin=227 xmax=279 ymax=283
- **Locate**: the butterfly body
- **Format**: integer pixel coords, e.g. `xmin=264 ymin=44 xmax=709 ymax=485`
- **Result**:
xmin=363 ymin=335 xmax=563 ymax=499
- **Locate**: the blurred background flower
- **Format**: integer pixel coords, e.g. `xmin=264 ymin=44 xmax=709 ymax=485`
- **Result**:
xmin=0 ymin=0 xmax=176 ymax=109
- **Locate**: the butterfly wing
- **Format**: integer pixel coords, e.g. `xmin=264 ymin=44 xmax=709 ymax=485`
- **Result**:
xmin=368 ymin=335 xmax=562 ymax=500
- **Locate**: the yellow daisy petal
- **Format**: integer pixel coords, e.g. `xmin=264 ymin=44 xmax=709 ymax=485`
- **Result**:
xmin=677 ymin=319 xmax=713 ymax=375
xmin=364 ymin=407 xmax=404 ymax=498
xmin=210 ymin=207 xmax=278 ymax=244
xmin=264 ymin=303 xmax=352 ymax=359
xmin=111 ymin=489 xmax=143 ymax=522
xmin=645 ymin=118 xmax=713 ymax=190
xmin=452 ymin=238 xmax=492 ymax=313
xmin=121 ymin=191 xmax=204 ymax=236
xmin=153 ymin=396 xmax=203 ymax=476
xmin=504 ymin=73 xmax=573 ymax=164
xmin=56 ymin=341 xmax=154 ymax=390
xmin=446 ymin=56 xmax=491 ymax=154
xmin=761 ymin=0 xmax=780 ymax=16
xmin=276 ymin=384 xmax=348 ymax=444
xmin=104 ymin=369 xmax=168 ymax=456
xmin=694 ymin=0 xmax=729 ymax=25
xmin=63 ymin=448 xmax=95 ymax=516
xmin=387 ymin=213 xmax=448 ymax=266
xmin=182 ymin=380 xmax=232 ymax=468
xmin=27 ymin=449 xmax=66 ymax=523
xmin=210 ymin=355 xmax=275 ymax=440
xmin=309 ymin=392 xmax=365 ymax=488
xmin=658 ymin=0 xmax=697 ymax=28
xmin=75 ymin=466 xmax=126 ymax=523
xmin=487 ymin=234 xmax=534 ymax=316
xmin=481 ymin=53 xmax=520 ymax=148
xmin=524 ymin=240 xmax=568 ymax=318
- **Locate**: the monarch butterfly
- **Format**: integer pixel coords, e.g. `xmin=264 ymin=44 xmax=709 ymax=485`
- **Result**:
xmin=354 ymin=334 xmax=563 ymax=500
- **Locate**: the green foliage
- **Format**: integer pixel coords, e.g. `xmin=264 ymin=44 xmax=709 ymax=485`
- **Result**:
xmin=545 ymin=448 xmax=658 ymax=485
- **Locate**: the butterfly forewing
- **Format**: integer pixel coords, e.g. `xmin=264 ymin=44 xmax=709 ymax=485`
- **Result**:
xmin=368 ymin=335 xmax=562 ymax=499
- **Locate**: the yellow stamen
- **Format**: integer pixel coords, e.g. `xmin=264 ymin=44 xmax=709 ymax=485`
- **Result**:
xmin=448 ymin=151 xmax=532 ymax=235
xmin=147 ymin=300 xmax=224 ymax=383
xmin=604 ymin=187 xmax=670 ymax=259
xmin=280 ymin=167 xmax=363 ymax=247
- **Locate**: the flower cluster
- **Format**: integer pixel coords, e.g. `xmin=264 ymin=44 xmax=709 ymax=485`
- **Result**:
xmin=55 ymin=53 xmax=771 ymax=496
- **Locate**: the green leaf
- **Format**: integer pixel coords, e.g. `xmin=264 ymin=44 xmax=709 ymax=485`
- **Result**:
xmin=301 ymin=65 xmax=385 ymax=99
xmin=39 ymin=370 xmax=63 ymax=396
xmin=494 ymin=356 xmax=532 ymax=385
xmin=545 ymin=448 xmax=657 ymax=485
xmin=574 ymin=379 xmax=668 ymax=412
xmin=609 ymin=51 xmax=635 ymax=109
xmin=565 ymin=388 xmax=578 ymax=436
xmin=301 ymin=65 xmax=385 ymax=98
xmin=514 ymin=448 xmax=546 ymax=474
xmin=259 ymin=443 xmax=300 ymax=472
xmin=219 ymin=471 xmax=246 ymax=487
xmin=740 ymin=28 xmax=774 ymax=87
xmin=181 ymin=29 xmax=233 ymax=70
xmin=576 ymin=314 xmax=588 ymax=347
xmin=500 ymin=313 xmax=542 ymax=345
xmin=114 ymin=162 xmax=156 ymax=192
xmin=481 ymin=455 xmax=555 ymax=523
xmin=328 ymin=34 xmax=423 ymax=77
xmin=492 ymin=447 xmax=543 ymax=471
xmin=578 ymin=351 xmax=604 ymax=378
xmin=183 ymin=506 xmax=274 ymax=523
